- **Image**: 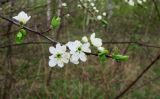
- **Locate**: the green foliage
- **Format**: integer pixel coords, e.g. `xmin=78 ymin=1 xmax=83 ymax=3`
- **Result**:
xmin=101 ymin=19 xmax=108 ymax=26
xmin=51 ymin=17 xmax=61 ymax=29
xmin=112 ymin=54 xmax=129 ymax=61
xmin=98 ymin=50 xmax=109 ymax=63
xmin=15 ymin=29 xmax=27 ymax=44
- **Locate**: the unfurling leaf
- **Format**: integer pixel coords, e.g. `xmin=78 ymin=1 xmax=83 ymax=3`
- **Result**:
xmin=20 ymin=29 xmax=26 ymax=36
xmin=51 ymin=17 xmax=61 ymax=29
xmin=113 ymin=54 xmax=129 ymax=62
xmin=98 ymin=49 xmax=109 ymax=63
xmin=15 ymin=29 xmax=27 ymax=44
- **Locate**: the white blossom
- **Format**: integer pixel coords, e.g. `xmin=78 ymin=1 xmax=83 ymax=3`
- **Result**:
xmin=127 ymin=0 xmax=135 ymax=6
xmin=84 ymin=3 xmax=88 ymax=7
xmin=97 ymin=15 xmax=102 ymax=20
xmin=67 ymin=40 xmax=91 ymax=64
xmin=95 ymin=9 xmax=99 ymax=13
xmin=66 ymin=14 xmax=70 ymax=17
xmin=137 ymin=0 xmax=142 ymax=4
xmin=90 ymin=3 xmax=95 ymax=7
xmin=93 ymin=7 xmax=97 ymax=10
xmin=77 ymin=4 xmax=82 ymax=8
xmin=49 ymin=43 xmax=70 ymax=67
xmin=13 ymin=11 xmax=31 ymax=24
xmin=90 ymin=33 xmax=102 ymax=48
xmin=102 ymin=12 xmax=107 ymax=16
xmin=62 ymin=3 xmax=67 ymax=7
xmin=82 ymin=36 xmax=88 ymax=43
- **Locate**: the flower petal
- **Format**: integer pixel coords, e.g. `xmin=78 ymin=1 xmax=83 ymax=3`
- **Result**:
xmin=62 ymin=52 xmax=70 ymax=63
xmin=82 ymin=42 xmax=91 ymax=53
xmin=79 ymin=52 xmax=87 ymax=62
xmin=70 ymin=54 xmax=79 ymax=64
xmin=90 ymin=33 xmax=102 ymax=47
xmin=67 ymin=41 xmax=77 ymax=51
xmin=49 ymin=46 xmax=56 ymax=54
xmin=57 ymin=60 xmax=64 ymax=67
xmin=56 ymin=43 xmax=66 ymax=53
xmin=48 ymin=59 xmax=57 ymax=67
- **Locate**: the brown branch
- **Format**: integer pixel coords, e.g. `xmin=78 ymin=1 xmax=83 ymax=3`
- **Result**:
xmin=114 ymin=53 xmax=160 ymax=99
xmin=129 ymin=75 xmax=160 ymax=93
xmin=0 ymin=14 xmax=56 ymax=43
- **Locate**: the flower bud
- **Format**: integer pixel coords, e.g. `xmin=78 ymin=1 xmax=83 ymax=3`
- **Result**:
xmin=82 ymin=36 xmax=88 ymax=43
xmin=98 ymin=47 xmax=105 ymax=52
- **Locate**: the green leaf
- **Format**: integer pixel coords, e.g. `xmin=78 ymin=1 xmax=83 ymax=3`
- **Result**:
xmin=17 ymin=32 xmax=23 ymax=38
xmin=101 ymin=19 xmax=108 ymax=26
xmin=15 ymin=29 xmax=27 ymax=44
xmin=51 ymin=17 xmax=61 ymax=29
xmin=20 ymin=29 xmax=26 ymax=36
xmin=98 ymin=50 xmax=109 ymax=63
xmin=112 ymin=54 xmax=129 ymax=62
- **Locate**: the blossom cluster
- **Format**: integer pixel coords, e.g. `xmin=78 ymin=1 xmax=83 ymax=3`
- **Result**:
xmin=77 ymin=0 xmax=106 ymax=21
xmin=125 ymin=0 xmax=147 ymax=6
xmin=49 ymin=33 xmax=105 ymax=68
xmin=12 ymin=11 xmax=128 ymax=68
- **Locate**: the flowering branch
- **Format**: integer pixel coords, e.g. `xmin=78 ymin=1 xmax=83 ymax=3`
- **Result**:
xmin=0 ymin=14 xmax=116 ymax=64
xmin=1 ymin=7 xmax=158 ymax=98
xmin=0 ymin=14 xmax=56 ymax=43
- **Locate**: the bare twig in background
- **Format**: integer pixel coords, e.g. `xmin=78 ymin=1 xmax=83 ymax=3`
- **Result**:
xmin=0 ymin=14 xmax=56 ymax=43
xmin=129 ymin=75 xmax=160 ymax=93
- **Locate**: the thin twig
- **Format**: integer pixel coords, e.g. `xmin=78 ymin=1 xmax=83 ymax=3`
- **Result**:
xmin=114 ymin=53 xmax=160 ymax=99
xmin=129 ymin=75 xmax=160 ymax=93
xmin=0 ymin=14 xmax=56 ymax=43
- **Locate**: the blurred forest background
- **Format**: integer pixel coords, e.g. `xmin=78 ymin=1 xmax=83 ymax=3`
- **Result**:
xmin=0 ymin=0 xmax=160 ymax=99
